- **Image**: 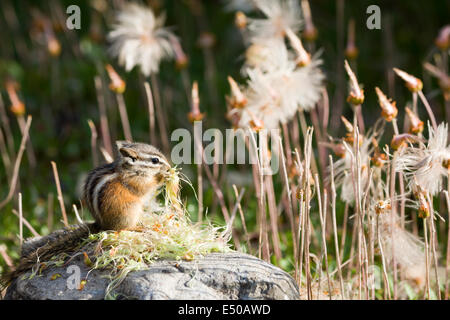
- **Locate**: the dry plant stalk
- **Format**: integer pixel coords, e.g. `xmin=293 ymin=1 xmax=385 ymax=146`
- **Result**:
xmin=87 ymin=119 xmax=99 ymax=167
xmin=143 ymin=81 xmax=156 ymax=144
xmin=94 ymin=76 xmax=113 ymax=156
xmin=51 ymin=161 xmax=69 ymax=228
xmin=0 ymin=115 xmax=32 ymax=211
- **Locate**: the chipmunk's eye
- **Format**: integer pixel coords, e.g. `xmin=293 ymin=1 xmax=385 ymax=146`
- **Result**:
xmin=151 ymin=157 xmax=160 ymax=164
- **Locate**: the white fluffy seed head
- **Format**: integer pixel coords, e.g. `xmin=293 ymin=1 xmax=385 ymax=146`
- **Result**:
xmin=247 ymin=0 xmax=303 ymax=41
xmin=107 ymin=3 xmax=175 ymax=76
xmin=396 ymin=122 xmax=450 ymax=195
xmin=233 ymin=47 xmax=324 ymax=129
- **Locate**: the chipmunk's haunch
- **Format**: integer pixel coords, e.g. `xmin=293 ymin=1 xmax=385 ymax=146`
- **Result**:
xmin=83 ymin=141 xmax=171 ymax=231
xmin=0 ymin=141 xmax=171 ymax=289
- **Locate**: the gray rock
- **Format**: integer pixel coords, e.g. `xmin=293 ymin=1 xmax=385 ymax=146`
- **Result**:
xmin=5 ymin=251 xmax=300 ymax=300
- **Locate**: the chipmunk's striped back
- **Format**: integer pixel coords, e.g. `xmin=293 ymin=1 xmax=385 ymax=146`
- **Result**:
xmin=83 ymin=162 xmax=118 ymax=226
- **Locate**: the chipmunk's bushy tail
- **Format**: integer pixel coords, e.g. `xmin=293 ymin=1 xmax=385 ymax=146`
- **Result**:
xmin=0 ymin=222 xmax=100 ymax=290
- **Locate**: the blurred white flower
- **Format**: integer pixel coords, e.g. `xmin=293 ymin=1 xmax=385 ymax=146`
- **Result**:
xmin=334 ymin=135 xmax=373 ymax=204
xmin=248 ymin=0 xmax=303 ymax=41
xmin=231 ymin=47 xmax=323 ymax=130
xmin=107 ymin=3 xmax=175 ymax=76
xmin=396 ymin=122 xmax=450 ymax=195
xmin=377 ymin=210 xmax=426 ymax=286
xmin=242 ymin=38 xmax=289 ymax=74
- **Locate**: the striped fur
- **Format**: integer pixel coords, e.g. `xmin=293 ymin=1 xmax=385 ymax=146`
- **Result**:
xmin=82 ymin=141 xmax=170 ymax=231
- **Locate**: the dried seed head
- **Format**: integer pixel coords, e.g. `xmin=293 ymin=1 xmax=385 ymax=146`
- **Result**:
xmin=235 ymin=11 xmax=247 ymax=30
xmin=344 ymin=20 xmax=358 ymax=60
xmin=417 ymin=192 xmax=430 ymax=219
xmin=393 ymin=68 xmax=423 ymax=93
xmin=435 ymin=25 xmax=450 ymax=50
xmin=344 ymin=133 xmax=363 ymax=147
xmin=300 ymin=0 xmax=318 ymax=42
xmin=344 ymin=60 xmax=364 ymax=105
xmin=341 ymin=116 xmax=362 ymax=146
xmin=442 ymin=157 xmax=450 ymax=172
xmin=332 ymin=143 xmax=346 ymax=158
xmin=105 ymin=64 xmax=126 ymax=94
xmin=439 ymin=76 xmax=450 ymax=101
xmin=341 ymin=115 xmax=354 ymax=133
xmin=375 ymin=87 xmax=398 ymax=122
xmin=227 ymin=76 xmax=247 ymax=108
xmin=288 ymin=163 xmax=300 ymax=179
xmin=405 ymin=107 xmax=424 ymax=134
xmin=248 ymin=111 xmax=264 ymax=132
xmin=5 ymin=81 xmax=25 ymax=116
xmin=423 ymin=62 xmax=450 ymax=101
xmin=188 ymin=81 xmax=205 ymax=122
xmin=226 ymin=108 xmax=241 ymax=130
xmin=285 ymin=28 xmax=311 ymax=67
xmin=375 ymin=200 xmax=391 ymax=215
xmin=47 ymin=36 xmax=61 ymax=57
xmin=371 ymin=148 xmax=387 ymax=168
xmin=390 ymin=133 xmax=415 ymax=151
xmin=302 ymin=23 xmax=318 ymax=42
xmin=169 ymin=35 xmax=188 ymax=70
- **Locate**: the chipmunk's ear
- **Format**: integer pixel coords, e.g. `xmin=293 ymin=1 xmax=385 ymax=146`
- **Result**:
xmin=115 ymin=140 xmax=128 ymax=150
xmin=116 ymin=141 xmax=138 ymax=160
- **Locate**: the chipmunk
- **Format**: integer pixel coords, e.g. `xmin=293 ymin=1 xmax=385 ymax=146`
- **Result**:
xmin=83 ymin=141 xmax=171 ymax=231
xmin=0 ymin=141 xmax=171 ymax=289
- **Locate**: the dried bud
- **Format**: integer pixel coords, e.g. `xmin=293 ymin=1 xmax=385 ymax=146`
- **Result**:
xmin=188 ymin=81 xmax=205 ymax=123
xmin=235 ymin=11 xmax=247 ymax=30
xmin=227 ymin=76 xmax=247 ymax=108
xmin=188 ymin=112 xmax=205 ymax=122
xmin=405 ymin=107 xmax=424 ymax=134
xmin=375 ymin=200 xmax=391 ymax=215
xmin=288 ymin=163 xmax=299 ymax=179
xmin=393 ymin=68 xmax=423 ymax=93
xmin=226 ymin=108 xmax=241 ymax=130
xmin=341 ymin=116 xmax=354 ymax=133
xmin=371 ymin=144 xmax=387 ymax=167
xmin=105 ymin=64 xmax=126 ymax=94
xmin=340 ymin=116 xmax=363 ymax=146
xmin=344 ymin=133 xmax=363 ymax=147
xmin=375 ymin=87 xmax=398 ymax=122
xmin=169 ymin=35 xmax=188 ymax=70
xmin=197 ymin=32 xmax=216 ymax=49
xmin=345 ymin=44 xmax=359 ymax=61
xmin=442 ymin=158 xmax=450 ymax=172
xmin=423 ymin=62 xmax=450 ymax=101
xmin=390 ymin=133 xmax=414 ymax=151
xmin=416 ymin=192 xmax=430 ymax=219
xmin=285 ymin=28 xmax=311 ymax=67
xmin=344 ymin=60 xmax=364 ymax=105
xmin=248 ymin=111 xmax=264 ymax=132
xmin=5 ymin=81 xmax=25 ymax=116
xmin=300 ymin=0 xmax=318 ymax=42
xmin=47 ymin=36 xmax=61 ymax=57
xmin=435 ymin=25 xmax=450 ymax=50
xmin=332 ymin=143 xmax=346 ymax=158
xmin=345 ymin=20 xmax=358 ymax=60
xmin=439 ymin=75 xmax=450 ymax=101
xmin=302 ymin=24 xmax=318 ymax=42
